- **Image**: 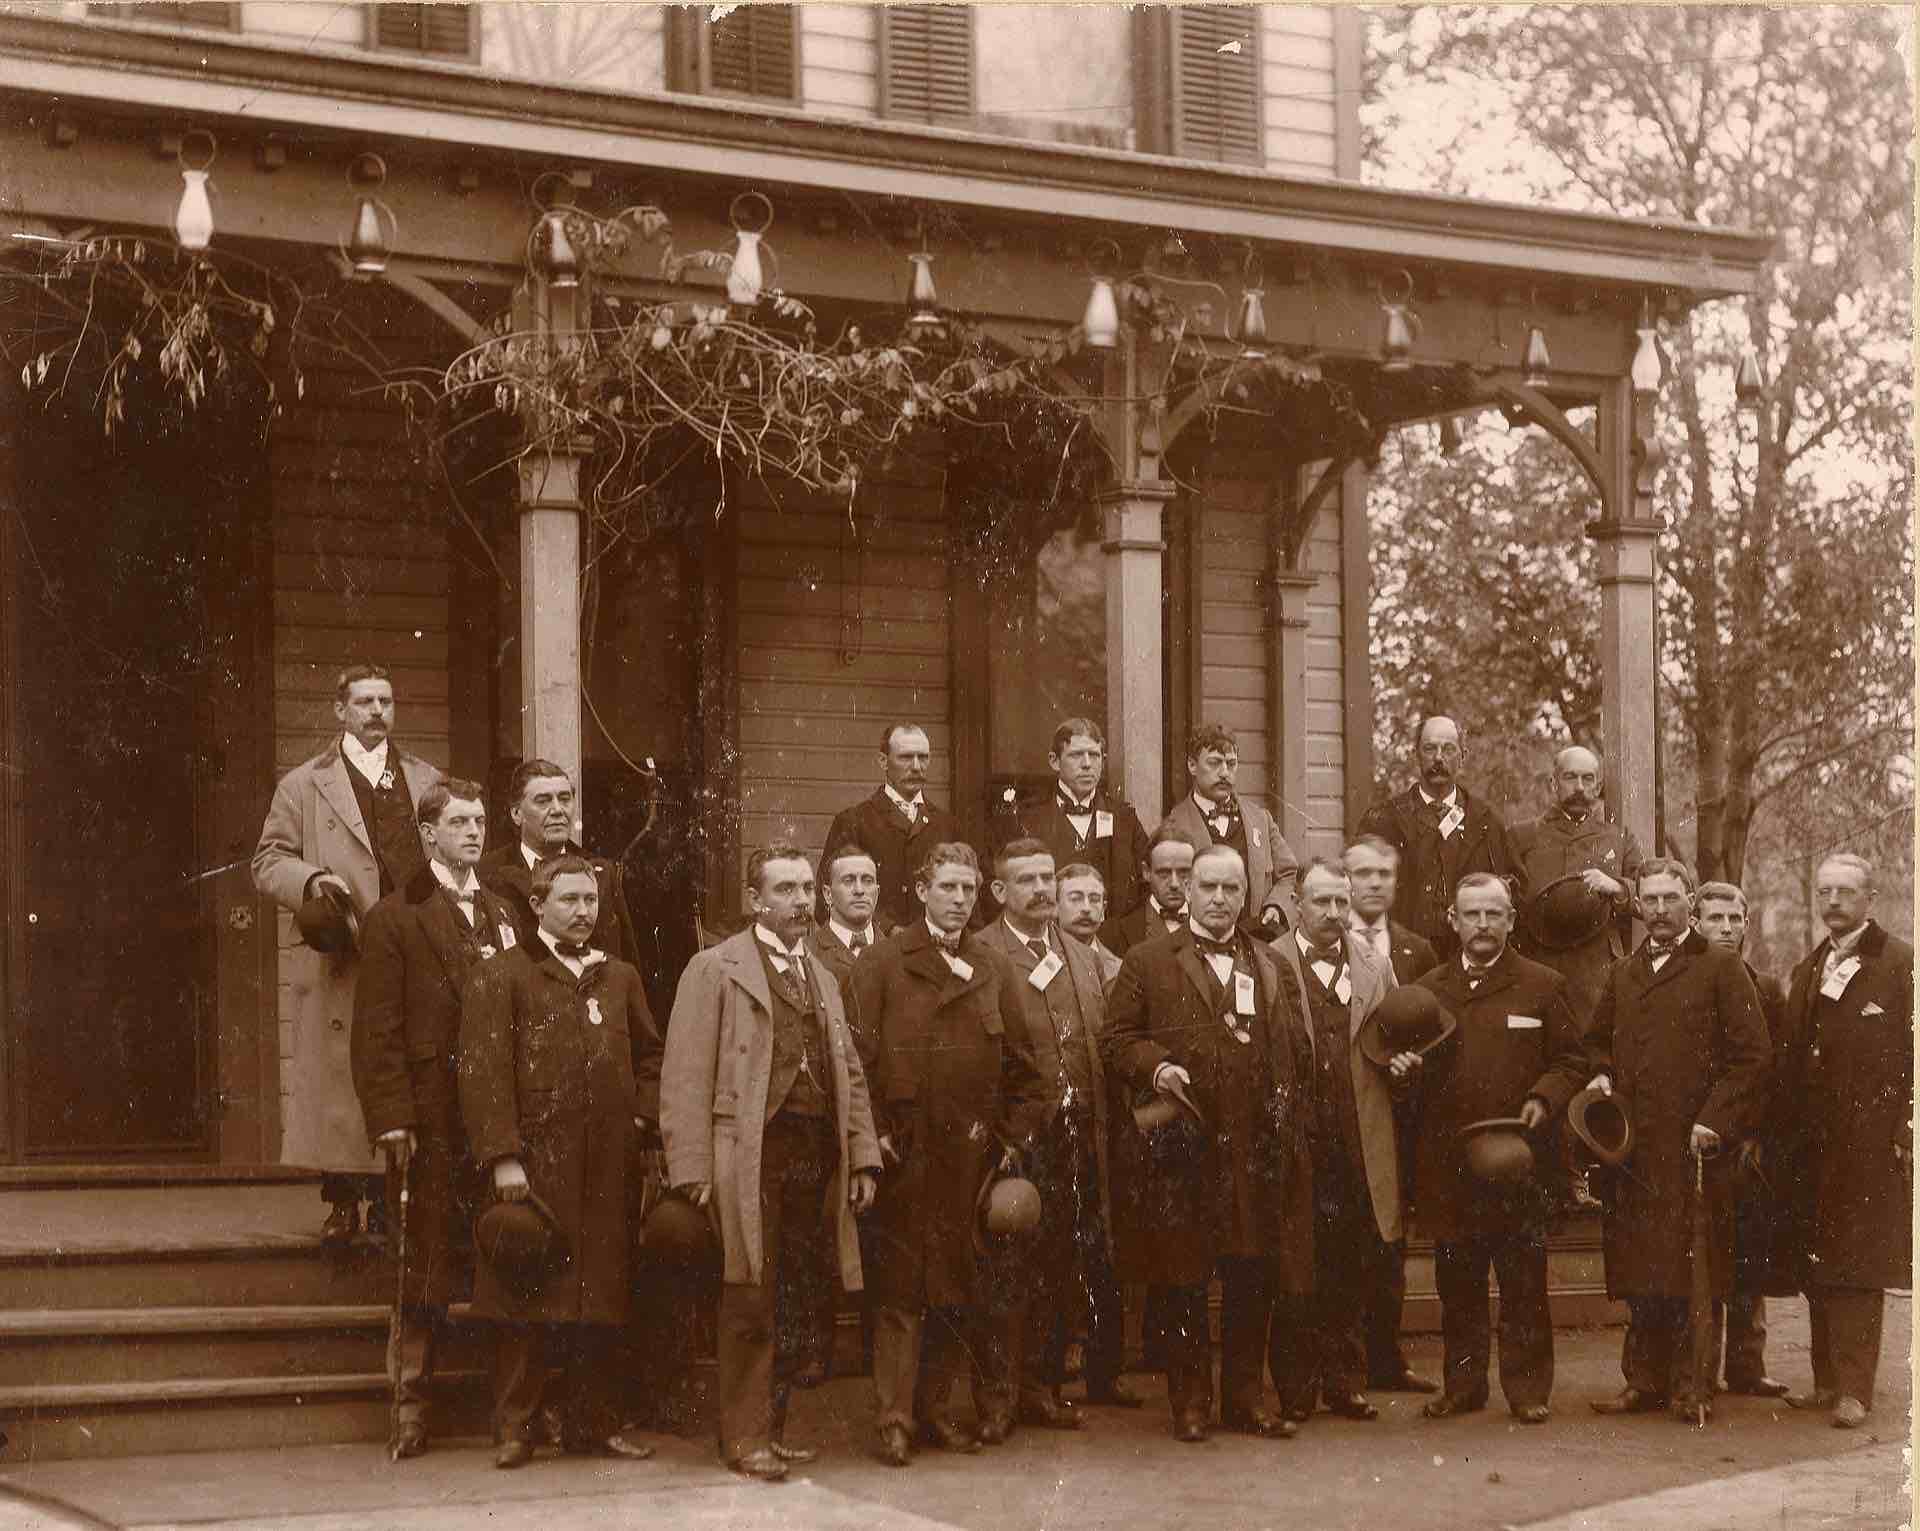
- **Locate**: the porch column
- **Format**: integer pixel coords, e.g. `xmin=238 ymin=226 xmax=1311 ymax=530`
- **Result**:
xmin=1590 ymin=377 xmax=1662 ymax=854
xmin=1268 ymin=568 xmax=1320 ymax=856
xmin=1101 ymin=481 xmax=1175 ymax=824
xmin=516 ymin=448 xmax=584 ymax=795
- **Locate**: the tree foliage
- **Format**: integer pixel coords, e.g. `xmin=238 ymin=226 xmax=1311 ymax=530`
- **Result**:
xmin=1364 ymin=5 xmax=1914 ymax=897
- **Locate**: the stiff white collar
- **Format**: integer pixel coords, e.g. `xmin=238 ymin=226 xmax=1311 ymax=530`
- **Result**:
xmin=885 ymin=783 xmax=925 ymax=813
xmin=430 ymin=860 xmax=478 ymax=898
xmin=341 ymin=734 xmax=390 ymax=786
xmin=828 ymin=918 xmax=872 ymax=949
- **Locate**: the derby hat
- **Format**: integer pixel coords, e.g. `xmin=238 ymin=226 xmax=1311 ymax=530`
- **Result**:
xmin=972 ymin=1170 xmax=1042 ymax=1257
xmin=474 ymin=1193 xmax=568 ymax=1299
xmin=296 ymin=883 xmax=360 ymax=955
xmin=1131 ymin=1071 xmax=1207 ymax=1133
xmin=1358 ymin=985 xmax=1459 ymax=1069
xmin=1459 ymin=1118 xmax=1537 ymax=1186
xmin=1525 ymin=873 xmax=1612 ymax=953
xmin=640 ymin=1193 xmax=721 ymax=1271
xmin=1566 ymin=1085 xmax=1633 ymax=1168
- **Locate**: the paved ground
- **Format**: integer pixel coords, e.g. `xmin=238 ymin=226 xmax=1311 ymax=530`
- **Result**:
xmin=0 ymin=1296 xmax=1909 ymax=1531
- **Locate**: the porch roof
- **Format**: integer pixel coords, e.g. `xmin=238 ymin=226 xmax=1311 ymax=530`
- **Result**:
xmin=0 ymin=12 xmax=1770 ymax=300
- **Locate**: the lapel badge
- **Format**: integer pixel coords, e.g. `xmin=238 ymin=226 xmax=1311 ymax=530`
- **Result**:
xmin=379 ymin=769 xmax=396 ymax=791
xmin=479 ymin=944 xmax=497 ymax=959
xmin=1249 ymin=827 xmax=1262 ymax=849
xmin=586 ymin=995 xmax=604 ymax=1026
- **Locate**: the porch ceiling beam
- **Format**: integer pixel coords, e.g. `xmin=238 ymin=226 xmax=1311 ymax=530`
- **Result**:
xmin=0 ymin=14 xmax=1770 ymax=298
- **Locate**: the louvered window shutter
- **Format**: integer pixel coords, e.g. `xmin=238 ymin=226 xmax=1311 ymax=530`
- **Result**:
xmin=370 ymin=4 xmax=475 ymax=59
xmin=881 ymin=6 xmax=974 ymax=127
xmin=1168 ymin=5 xmax=1261 ymax=164
xmin=88 ymin=2 xmax=238 ymax=27
xmin=706 ymin=5 xmax=797 ymax=101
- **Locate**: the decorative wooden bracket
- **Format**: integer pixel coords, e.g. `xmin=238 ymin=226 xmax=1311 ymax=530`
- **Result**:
xmin=1474 ymin=376 xmax=1613 ymax=517
xmin=1275 ymin=449 xmax=1361 ymax=568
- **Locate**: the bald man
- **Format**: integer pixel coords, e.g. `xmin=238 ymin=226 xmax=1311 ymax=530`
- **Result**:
xmin=1509 ymin=747 xmax=1643 ymax=1027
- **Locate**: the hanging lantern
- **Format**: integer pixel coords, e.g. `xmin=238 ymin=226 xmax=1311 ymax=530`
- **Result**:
xmin=1734 ymin=346 xmax=1764 ymax=412
xmin=905 ymin=250 xmax=940 ymax=330
xmin=1235 ymin=288 xmax=1269 ymax=360
xmin=530 ymin=210 xmax=580 ymax=290
xmin=1082 ymin=277 xmax=1120 ymax=350
xmin=1522 ymin=324 xmax=1552 ymax=389
xmin=173 ymin=130 xmax=216 ymax=252
xmin=1630 ymin=325 xmax=1663 ymax=394
xmin=1379 ymin=270 xmax=1418 ymax=373
xmin=344 ymin=152 xmax=395 ymax=278
xmin=726 ymin=191 xmax=775 ymax=309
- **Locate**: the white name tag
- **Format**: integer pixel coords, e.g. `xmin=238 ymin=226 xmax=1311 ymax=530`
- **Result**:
xmin=498 ymin=925 xmax=517 ymax=949
xmin=949 ymin=956 xmax=974 ymax=982
xmin=1234 ymin=971 xmax=1257 ymax=1016
xmin=586 ymin=996 xmax=603 ymax=1026
xmin=1249 ymin=826 xmax=1263 ymax=850
xmin=1029 ymin=951 xmax=1064 ymax=991
xmin=1094 ymin=810 xmax=1113 ymax=840
xmin=1507 ymin=1014 xmax=1543 ymax=1029
xmin=1439 ymin=805 xmax=1465 ymax=839
xmin=1820 ymin=956 xmax=1861 ymax=1001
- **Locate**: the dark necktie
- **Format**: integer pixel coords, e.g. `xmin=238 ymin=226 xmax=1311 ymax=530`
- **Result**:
xmin=1196 ymin=932 xmax=1237 ymax=959
xmin=556 ymin=939 xmax=590 ymax=959
xmin=1464 ymin=961 xmax=1492 ymax=987
xmin=849 ymin=928 xmax=869 ymax=953
xmin=935 ymin=933 xmax=961 ymax=957
xmin=1026 ymin=936 xmax=1049 ymax=964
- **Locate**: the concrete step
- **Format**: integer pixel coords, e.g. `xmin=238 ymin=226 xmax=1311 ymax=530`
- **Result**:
xmin=0 ymin=1305 xmax=490 ymax=1388
xmin=0 ymin=1242 xmax=395 ymax=1310
xmin=0 ymin=1370 xmax=490 ymax=1462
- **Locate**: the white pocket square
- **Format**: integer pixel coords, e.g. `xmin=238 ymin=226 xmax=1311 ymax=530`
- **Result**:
xmin=1862 ymin=1002 xmax=1886 ymax=1017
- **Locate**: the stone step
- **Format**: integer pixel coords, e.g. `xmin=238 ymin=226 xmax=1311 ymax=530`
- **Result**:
xmin=0 ymin=1371 xmax=490 ymax=1463
xmin=0 ymin=1305 xmax=489 ymax=1388
xmin=0 ymin=1242 xmax=395 ymax=1311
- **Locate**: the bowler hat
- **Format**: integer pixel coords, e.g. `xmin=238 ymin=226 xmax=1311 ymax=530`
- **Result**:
xmin=1131 ymin=1071 xmax=1207 ymax=1134
xmin=474 ymin=1193 xmax=568 ymax=1299
xmin=972 ymin=1170 xmax=1042 ymax=1257
xmin=1525 ymin=873 xmax=1612 ymax=953
xmin=1566 ymin=1086 xmax=1633 ymax=1168
xmin=1459 ymin=1118 xmax=1536 ymax=1186
xmin=640 ymin=1193 xmax=720 ymax=1271
xmin=1358 ymin=985 xmax=1459 ymax=1069
xmin=296 ymin=884 xmax=359 ymax=955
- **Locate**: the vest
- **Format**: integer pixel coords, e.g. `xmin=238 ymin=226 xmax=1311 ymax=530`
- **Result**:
xmin=1301 ymin=952 xmax=1364 ymax=1168
xmin=759 ymin=945 xmax=831 ymax=1123
xmin=346 ymin=754 xmax=425 ymax=898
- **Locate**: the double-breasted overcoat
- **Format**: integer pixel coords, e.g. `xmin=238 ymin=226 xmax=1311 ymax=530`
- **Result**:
xmin=1356 ymin=785 xmax=1515 ymax=963
xmin=253 ymin=740 xmax=441 ymax=1170
xmin=1584 ymin=932 xmax=1771 ymax=1298
xmin=459 ymin=942 xmax=662 ymax=1325
xmin=659 ymin=927 xmax=882 ymax=1290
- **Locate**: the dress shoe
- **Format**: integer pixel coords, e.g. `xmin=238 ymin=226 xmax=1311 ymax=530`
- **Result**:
xmin=391 ymin=1422 xmax=428 ymax=1459
xmin=770 ymin=1439 xmax=818 ymax=1464
xmin=1172 ymin=1415 xmax=1210 ymax=1443
xmin=1785 ymin=1388 xmax=1838 ymax=1411
xmin=1590 ymin=1387 xmax=1667 ymax=1415
xmin=589 ymin=1433 xmax=655 ymax=1461
xmin=1832 ymin=1396 xmax=1869 ymax=1429
xmin=1018 ymin=1394 xmax=1085 ymax=1431
xmin=1421 ymin=1394 xmax=1486 ymax=1420
xmin=320 ymin=1202 xmax=358 ymax=1245
xmin=976 ymin=1412 xmax=1015 ymax=1446
xmin=1726 ymin=1375 xmax=1790 ymax=1398
xmin=877 ymin=1423 xmax=913 ymax=1467
xmin=494 ymin=1439 xmax=533 ymax=1470
xmin=1512 ymin=1404 xmax=1551 ymax=1425
xmin=1084 ymin=1377 xmax=1147 ymax=1409
xmin=726 ymin=1447 xmax=789 ymax=1483
xmin=917 ymin=1416 xmax=983 ymax=1454
xmin=1323 ymin=1391 xmax=1378 ymax=1421
xmin=1670 ymin=1398 xmax=1712 ymax=1425
xmin=1371 ymin=1370 xmax=1441 ymax=1395
xmin=1222 ymin=1407 xmax=1296 ymax=1440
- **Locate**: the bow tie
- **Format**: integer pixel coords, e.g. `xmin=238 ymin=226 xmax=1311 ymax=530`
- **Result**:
xmin=556 ymin=940 xmax=591 ymax=959
xmin=1648 ymin=940 xmax=1682 ymax=959
xmin=1059 ymin=794 xmax=1094 ymax=815
xmin=1464 ymin=962 xmax=1494 ymax=983
xmin=1307 ymin=945 xmax=1343 ymax=966
xmin=1195 ymin=932 xmax=1238 ymax=957
xmin=849 ymin=929 xmax=870 ymax=951
xmin=934 ymin=933 xmax=962 ymax=957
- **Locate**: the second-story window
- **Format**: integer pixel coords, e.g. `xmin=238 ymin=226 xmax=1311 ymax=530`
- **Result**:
xmin=87 ymin=3 xmax=238 ymax=27
xmin=880 ymin=5 xmax=974 ymax=127
xmin=668 ymin=5 xmax=798 ymax=102
xmin=1135 ymin=4 xmax=1262 ymax=165
xmin=368 ymin=4 xmax=478 ymax=61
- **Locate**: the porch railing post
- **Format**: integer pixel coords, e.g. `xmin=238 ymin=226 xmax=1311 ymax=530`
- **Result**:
xmin=515 ymin=447 xmax=584 ymax=806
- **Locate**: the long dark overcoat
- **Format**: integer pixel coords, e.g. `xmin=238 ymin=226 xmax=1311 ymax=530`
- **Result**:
xmin=1772 ymin=922 xmax=1913 ymax=1292
xmin=351 ymin=866 xmax=520 ymax=1306
xmin=1356 ymin=785 xmax=1514 ymax=963
xmin=1410 ymin=950 xmax=1588 ymax=1244
xmin=1508 ymin=811 xmax=1644 ymax=1024
xmin=1733 ymin=965 xmax=1794 ymax=1298
xmin=1102 ymin=927 xmax=1314 ymax=1293
xmin=848 ymin=921 xmax=1048 ymax=1311
xmin=987 ymin=787 xmax=1152 ymax=918
xmin=459 ymin=943 xmax=662 ymax=1325
xmin=1584 ymin=932 xmax=1771 ymax=1299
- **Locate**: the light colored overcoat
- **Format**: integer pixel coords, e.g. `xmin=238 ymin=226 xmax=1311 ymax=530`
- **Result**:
xmin=661 ymin=928 xmax=882 ymax=1289
xmin=252 ymin=739 xmax=440 ymax=1169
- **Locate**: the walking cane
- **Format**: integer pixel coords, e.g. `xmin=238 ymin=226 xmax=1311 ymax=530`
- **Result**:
xmin=386 ymin=1142 xmax=411 ymax=1462
xmin=1687 ymin=1146 xmax=1714 ymax=1429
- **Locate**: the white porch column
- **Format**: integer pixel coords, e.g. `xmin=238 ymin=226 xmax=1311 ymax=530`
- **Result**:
xmin=1591 ymin=378 xmax=1662 ymax=854
xmin=1268 ymin=568 xmax=1320 ymax=855
xmin=516 ymin=447 xmax=584 ymax=795
xmin=1101 ymin=480 xmax=1174 ymax=824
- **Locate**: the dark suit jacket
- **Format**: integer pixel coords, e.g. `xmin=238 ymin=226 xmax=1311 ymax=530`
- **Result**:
xmin=1586 ymin=931 xmax=1771 ymax=1298
xmin=1102 ymin=898 xmax=1187 ymax=958
xmin=1410 ymin=949 xmax=1587 ymax=1244
xmin=819 ymin=788 xmax=961 ymax=931
xmin=1775 ymin=922 xmax=1913 ymax=1291
xmin=1349 ymin=919 xmax=1438 ymax=987
xmin=1356 ymin=785 xmax=1515 ymax=962
xmin=475 ymin=842 xmax=640 ymax=967
xmin=1510 ymin=810 xmax=1644 ymax=1021
xmin=988 ymin=786 xmax=1152 ymax=917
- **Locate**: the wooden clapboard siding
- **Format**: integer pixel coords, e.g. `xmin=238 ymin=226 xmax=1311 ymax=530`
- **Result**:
xmin=803 ymin=3 xmax=878 ymax=119
xmin=1299 ymin=478 xmax=1347 ymax=857
xmin=1260 ymin=4 xmax=1339 ymax=178
xmin=732 ymin=483 xmax=950 ymax=884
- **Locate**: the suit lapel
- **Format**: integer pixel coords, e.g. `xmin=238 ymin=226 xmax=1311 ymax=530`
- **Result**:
xmin=416 ymin=885 xmax=472 ymax=990
xmin=721 ymin=931 xmax=774 ymax=1016
xmin=1348 ymin=938 xmax=1391 ymax=1041
xmin=1171 ymin=929 xmax=1219 ymax=1010
xmin=314 ymin=749 xmax=371 ymax=854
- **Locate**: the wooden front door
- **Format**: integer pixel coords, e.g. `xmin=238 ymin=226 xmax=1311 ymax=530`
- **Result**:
xmin=1 ymin=391 xmax=267 ymax=1161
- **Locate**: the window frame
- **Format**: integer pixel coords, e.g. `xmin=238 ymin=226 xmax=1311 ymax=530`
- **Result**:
xmin=364 ymin=3 xmax=482 ymax=66
xmin=1134 ymin=4 xmax=1265 ymax=167
xmin=878 ymin=4 xmax=975 ymax=128
xmin=666 ymin=4 xmax=801 ymax=104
